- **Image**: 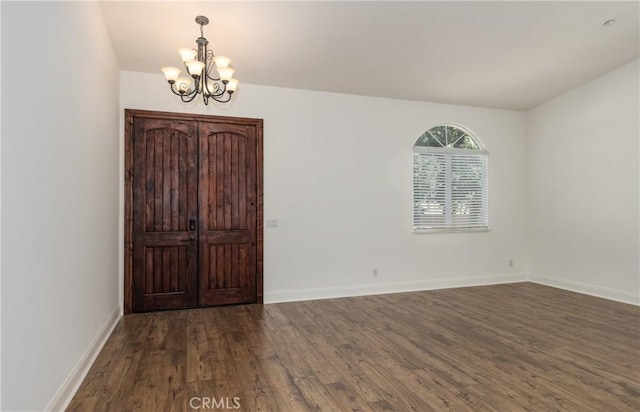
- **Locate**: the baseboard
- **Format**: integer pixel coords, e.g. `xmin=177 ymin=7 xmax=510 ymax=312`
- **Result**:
xmin=264 ymin=273 xmax=528 ymax=304
xmin=45 ymin=305 xmax=121 ymax=412
xmin=528 ymin=273 xmax=639 ymax=306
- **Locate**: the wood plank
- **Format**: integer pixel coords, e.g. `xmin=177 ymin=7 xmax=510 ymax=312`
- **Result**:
xmin=162 ymin=248 xmax=171 ymax=293
xmin=178 ymin=135 xmax=186 ymax=232
xmin=225 ymin=244 xmax=232 ymax=290
xmin=216 ymin=134 xmax=224 ymax=230
xmin=238 ymin=137 xmax=247 ymax=230
xmin=231 ymin=135 xmax=239 ymax=229
xmin=124 ymin=114 xmax=136 ymax=314
xmin=186 ymin=311 xmax=213 ymax=383
xmin=170 ymin=131 xmax=179 ymax=231
xmin=216 ymin=245 xmax=224 ymax=289
xmin=170 ymin=247 xmax=179 ymax=292
xmin=232 ymin=244 xmax=239 ymax=288
xmin=153 ymin=248 xmax=162 ymax=293
xmin=144 ymin=248 xmax=153 ymax=294
xmin=239 ymin=245 xmax=247 ymax=288
xmin=162 ymin=129 xmax=171 ymax=232
xmin=154 ymin=130 xmax=163 ymax=232
xmin=200 ymin=133 xmax=211 ymax=231
xmin=225 ymin=329 xmax=279 ymax=411
xmin=178 ymin=247 xmax=186 ymax=292
xmin=145 ymin=133 xmax=155 ymax=232
xmin=224 ymin=133 xmax=232 ymax=229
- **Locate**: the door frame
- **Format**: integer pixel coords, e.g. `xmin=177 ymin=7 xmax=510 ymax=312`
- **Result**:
xmin=124 ymin=109 xmax=264 ymax=314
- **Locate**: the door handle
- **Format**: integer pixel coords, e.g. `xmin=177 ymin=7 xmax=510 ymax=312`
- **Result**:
xmin=180 ymin=236 xmax=196 ymax=242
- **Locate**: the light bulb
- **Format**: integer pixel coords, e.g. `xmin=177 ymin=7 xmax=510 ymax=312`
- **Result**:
xmin=178 ymin=48 xmax=197 ymax=62
xmin=185 ymin=60 xmax=205 ymax=77
xmin=226 ymin=78 xmax=239 ymax=93
xmin=161 ymin=66 xmax=181 ymax=82
xmin=217 ymin=67 xmax=235 ymax=83
xmin=203 ymin=80 xmax=219 ymax=96
xmin=175 ymin=77 xmax=192 ymax=93
xmin=213 ymin=55 xmax=231 ymax=69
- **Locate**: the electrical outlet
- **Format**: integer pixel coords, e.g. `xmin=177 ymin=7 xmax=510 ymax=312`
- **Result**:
xmin=265 ymin=219 xmax=279 ymax=228
xmin=509 ymin=259 xmax=514 ymax=268
xmin=372 ymin=268 xmax=378 ymax=277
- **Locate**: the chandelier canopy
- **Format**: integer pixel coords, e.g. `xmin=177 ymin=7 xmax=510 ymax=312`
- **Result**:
xmin=161 ymin=16 xmax=238 ymax=105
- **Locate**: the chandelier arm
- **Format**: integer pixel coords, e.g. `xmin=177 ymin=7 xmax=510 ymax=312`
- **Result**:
xmin=210 ymin=92 xmax=232 ymax=103
xmin=205 ymin=72 xmax=222 ymax=81
xmin=205 ymin=50 xmax=215 ymax=78
xmin=204 ymin=79 xmax=228 ymax=97
xmin=169 ymin=82 xmax=198 ymax=100
xmin=202 ymin=76 xmax=214 ymax=97
xmin=180 ymin=92 xmax=200 ymax=103
xmin=169 ymin=83 xmax=187 ymax=97
xmin=193 ymin=75 xmax=202 ymax=94
xmin=205 ymin=81 xmax=226 ymax=98
xmin=169 ymin=88 xmax=184 ymax=97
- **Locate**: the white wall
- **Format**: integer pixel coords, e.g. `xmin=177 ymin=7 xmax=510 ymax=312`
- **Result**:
xmin=121 ymin=71 xmax=528 ymax=303
xmin=527 ymin=59 xmax=640 ymax=304
xmin=0 ymin=3 xmax=3 ymax=408
xmin=1 ymin=2 xmax=121 ymax=411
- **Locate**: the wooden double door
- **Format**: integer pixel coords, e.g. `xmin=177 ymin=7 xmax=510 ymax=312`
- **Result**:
xmin=125 ymin=110 xmax=263 ymax=313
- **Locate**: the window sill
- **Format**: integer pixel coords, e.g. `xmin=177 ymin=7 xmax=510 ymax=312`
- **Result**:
xmin=412 ymin=227 xmax=490 ymax=234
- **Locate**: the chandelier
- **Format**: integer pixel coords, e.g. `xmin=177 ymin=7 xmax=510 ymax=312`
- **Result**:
xmin=161 ymin=16 xmax=238 ymax=105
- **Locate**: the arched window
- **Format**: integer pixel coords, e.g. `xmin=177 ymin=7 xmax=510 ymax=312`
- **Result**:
xmin=413 ymin=124 xmax=488 ymax=231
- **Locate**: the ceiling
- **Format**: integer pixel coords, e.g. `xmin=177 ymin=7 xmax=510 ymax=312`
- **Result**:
xmin=99 ymin=1 xmax=639 ymax=111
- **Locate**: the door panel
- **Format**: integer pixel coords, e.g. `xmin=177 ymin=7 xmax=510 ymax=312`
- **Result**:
xmin=198 ymin=122 xmax=257 ymax=306
xmin=132 ymin=118 xmax=198 ymax=312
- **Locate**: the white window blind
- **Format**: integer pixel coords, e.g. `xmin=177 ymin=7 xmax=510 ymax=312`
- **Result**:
xmin=412 ymin=125 xmax=488 ymax=232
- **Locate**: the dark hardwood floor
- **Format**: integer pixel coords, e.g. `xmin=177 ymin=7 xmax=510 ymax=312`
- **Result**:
xmin=67 ymin=282 xmax=640 ymax=411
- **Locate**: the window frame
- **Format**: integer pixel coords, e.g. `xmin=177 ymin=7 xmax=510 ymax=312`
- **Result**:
xmin=412 ymin=124 xmax=489 ymax=234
